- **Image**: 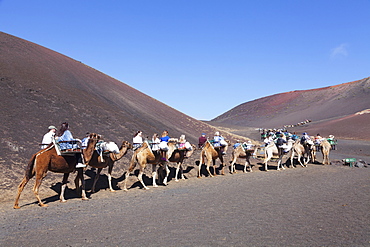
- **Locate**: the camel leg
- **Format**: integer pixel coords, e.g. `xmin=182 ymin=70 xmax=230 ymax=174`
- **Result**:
xmin=14 ymin=176 xmax=30 ymax=209
xmin=123 ymin=159 xmax=138 ymax=191
xmin=138 ymin=167 xmax=150 ymax=190
xmin=175 ymin=163 xmax=180 ymax=182
xmin=264 ymin=157 xmax=270 ymax=171
xmin=211 ymin=160 xmax=216 ymax=177
xmin=76 ymin=169 xmax=88 ymax=200
xmin=205 ymin=159 xmax=214 ymax=177
xmin=230 ymin=157 xmax=237 ymax=174
xmin=152 ymin=164 xmax=158 ymax=188
xmin=60 ymin=173 xmax=69 ymax=203
xmin=73 ymin=170 xmax=87 ymax=200
xmin=162 ymin=164 xmax=170 ymax=185
xmin=245 ymin=159 xmax=252 ymax=173
xmin=107 ymin=165 xmax=115 ymax=192
xmin=219 ymin=156 xmax=225 ymax=175
xmin=91 ymin=168 xmax=103 ymax=193
xmin=198 ymin=163 xmax=203 ymax=178
xmin=33 ymin=171 xmax=48 ymax=207
xmin=179 ymin=163 xmax=185 ymax=180
xmin=297 ymin=154 xmax=305 ymax=168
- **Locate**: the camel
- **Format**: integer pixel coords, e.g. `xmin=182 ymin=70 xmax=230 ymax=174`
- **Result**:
xmin=198 ymin=140 xmax=229 ymax=177
xmin=122 ymin=141 xmax=177 ymax=190
xmin=84 ymin=140 xmax=132 ymax=193
xmin=230 ymin=144 xmax=256 ymax=173
xmin=262 ymin=139 xmax=294 ymax=171
xmin=290 ymin=140 xmax=315 ymax=168
xmin=319 ymin=139 xmax=331 ymax=165
xmin=14 ymin=133 xmax=100 ymax=209
xmin=164 ymin=143 xmax=196 ymax=182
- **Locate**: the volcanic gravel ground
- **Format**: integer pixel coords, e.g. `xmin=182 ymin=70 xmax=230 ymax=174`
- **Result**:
xmin=1 ymin=162 xmax=369 ymax=246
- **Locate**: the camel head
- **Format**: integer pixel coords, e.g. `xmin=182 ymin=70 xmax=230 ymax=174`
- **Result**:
xmin=120 ymin=140 xmax=133 ymax=150
xmin=185 ymin=144 xmax=197 ymax=158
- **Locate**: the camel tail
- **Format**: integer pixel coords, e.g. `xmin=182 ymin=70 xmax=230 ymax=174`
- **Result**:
xmin=24 ymin=154 xmax=37 ymax=180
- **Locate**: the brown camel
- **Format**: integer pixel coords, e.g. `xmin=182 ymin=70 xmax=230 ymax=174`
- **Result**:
xmin=262 ymin=139 xmax=294 ymax=171
xmin=85 ymin=140 xmax=132 ymax=193
xmin=122 ymin=141 xmax=177 ymax=190
xmin=319 ymin=139 xmax=331 ymax=165
xmin=198 ymin=141 xmax=229 ymax=177
xmin=14 ymin=133 xmax=100 ymax=209
xmin=230 ymin=144 xmax=256 ymax=173
xmin=165 ymin=143 xmax=196 ymax=182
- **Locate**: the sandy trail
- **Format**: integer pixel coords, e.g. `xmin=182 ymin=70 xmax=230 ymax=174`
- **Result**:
xmin=1 ymin=162 xmax=369 ymax=246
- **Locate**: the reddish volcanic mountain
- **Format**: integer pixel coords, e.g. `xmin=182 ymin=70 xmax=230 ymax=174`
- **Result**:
xmin=211 ymin=77 xmax=370 ymax=140
xmin=0 ymin=32 xmax=246 ymax=198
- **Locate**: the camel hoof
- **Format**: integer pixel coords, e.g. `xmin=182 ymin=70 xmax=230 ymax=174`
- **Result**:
xmin=175 ymin=179 xmax=179 ymax=182
xmin=13 ymin=205 xmax=20 ymax=209
xmin=144 ymin=187 xmax=150 ymax=190
xmin=197 ymin=176 xmax=202 ymax=178
xmin=60 ymin=200 xmax=67 ymax=203
xmin=123 ymin=188 xmax=128 ymax=192
xmin=81 ymin=197 xmax=89 ymax=201
xmin=109 ymin=189 xmax=116 ymax=192
xmin=40 ymin=203 xmax=49 ymax=207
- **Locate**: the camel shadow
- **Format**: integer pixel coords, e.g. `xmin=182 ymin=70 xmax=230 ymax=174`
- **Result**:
xmin=83 ymin=168 xmax=124 ymax=193
xmin=230 ymin=162 xmax=255 ymax=173
xmin=46 ymin=181 xmax=90 ymax=203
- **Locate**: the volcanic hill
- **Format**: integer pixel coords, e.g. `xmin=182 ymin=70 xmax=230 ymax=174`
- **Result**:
xmin=0 ymin=32 xmax=248 ymax=200
xmin=210 ymin=77 xmax=370 ymax=140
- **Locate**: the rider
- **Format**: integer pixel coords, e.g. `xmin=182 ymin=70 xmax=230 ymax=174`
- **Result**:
xmin=132 ymin=131 xmax=143 ymax=151
xmin=213 ymin=131 xmax=226 ymax=155
xmin=159 ymin=130 xmax=170 ymax=161
xmin=40 ymin=125 xmax=57 ymax=149
xmin=198 ymin=133 xmax=207 ymax=148
xmin=300 ymin=132 xmax=311 ymax=145
xmin=57 ymin=122 xmax=85 ymax=168
xmin=276 ymin=133 xmax=287 ymax=156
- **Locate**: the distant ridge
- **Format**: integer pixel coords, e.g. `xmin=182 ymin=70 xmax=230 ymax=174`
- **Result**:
xmin=211 ymin=77 xmax=370 ymax=138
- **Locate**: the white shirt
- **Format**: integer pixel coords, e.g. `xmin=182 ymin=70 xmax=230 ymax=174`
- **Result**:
xmin=133 ymin=135 xmax=143 ymax=144
xmin=41 ymin=131 xmax=55 ymax=149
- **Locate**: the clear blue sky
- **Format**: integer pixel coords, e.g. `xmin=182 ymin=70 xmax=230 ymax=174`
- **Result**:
xmin=1 ymin=0 xmax=369 ymax=120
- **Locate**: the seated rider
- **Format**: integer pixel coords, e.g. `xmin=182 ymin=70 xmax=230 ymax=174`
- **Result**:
xmin=300 ymin=132 xmax=311 ymax=145
xmin=275 ymin=133 xmax=287 ymax=156
xmin=159 ymin=130 xmax=170 ymax=161
xmin=213 ymin=131 xmax=226 ymax=155
xmin=132 ymin=131 xmax=143 ymax=151
xmin=151 ymin=133 xmax=160 ymax=153
xmin=198 ymin=133 xmax=207 ymax=148
xmin=57 ymin=122 xmax=85 ymax=168
xmin=40 ymin=125 xmax=57 ymax=149
xmin=264 ymin=134 xmax=274 ymax=146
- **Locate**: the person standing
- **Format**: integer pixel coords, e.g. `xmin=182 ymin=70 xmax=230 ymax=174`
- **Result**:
xmin=40 ymin=125 xmax=57 ymax=149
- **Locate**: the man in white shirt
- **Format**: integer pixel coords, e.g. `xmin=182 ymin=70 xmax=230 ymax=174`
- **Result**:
xmin=40 ymin=125 xmax=57 ymax=149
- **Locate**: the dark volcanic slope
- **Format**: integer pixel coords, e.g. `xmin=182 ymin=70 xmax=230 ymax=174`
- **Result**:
xmin=211 ymin=77 xmax=370 ymax=131
xmin=0 ymin=32 xmax=250 ymax=198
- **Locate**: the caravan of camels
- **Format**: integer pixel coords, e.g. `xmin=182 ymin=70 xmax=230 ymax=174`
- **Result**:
xmin=13 ymin=125 xmax=334 ymax=209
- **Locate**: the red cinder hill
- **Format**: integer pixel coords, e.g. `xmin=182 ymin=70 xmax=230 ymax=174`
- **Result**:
xmin=0 ymin=32 xmax=248 ymax=199
xmin=210 ymin=77 xmax=370 ymax=140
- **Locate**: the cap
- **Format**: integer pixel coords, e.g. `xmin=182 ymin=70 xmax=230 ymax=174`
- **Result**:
xmin=48 ymin=125 xmax=57 ymax=130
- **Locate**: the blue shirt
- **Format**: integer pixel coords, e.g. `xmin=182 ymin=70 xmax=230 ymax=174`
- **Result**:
xmin=160 ymin=135 xmax=170 ymax=142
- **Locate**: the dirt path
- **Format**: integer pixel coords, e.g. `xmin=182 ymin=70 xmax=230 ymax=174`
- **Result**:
xmin=1 ymin=163 xmax=369 ymax=246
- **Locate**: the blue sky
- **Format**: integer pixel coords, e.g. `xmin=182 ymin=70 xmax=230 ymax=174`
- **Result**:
xmin=1 ymin=0 xmax=369 ymax=120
